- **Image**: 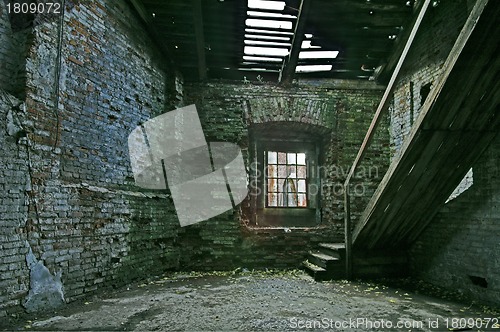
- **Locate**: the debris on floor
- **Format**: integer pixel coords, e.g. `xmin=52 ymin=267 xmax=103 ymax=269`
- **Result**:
xmin=2 ymin=270 xmax=499 ymax=331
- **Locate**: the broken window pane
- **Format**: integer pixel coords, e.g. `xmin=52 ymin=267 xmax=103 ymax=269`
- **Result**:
xmin=287 ymin=153 xmax=296 ymax=164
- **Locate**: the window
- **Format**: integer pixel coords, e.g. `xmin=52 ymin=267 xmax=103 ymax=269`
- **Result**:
xmin=266 ymin=151 xmax=307 ymax=207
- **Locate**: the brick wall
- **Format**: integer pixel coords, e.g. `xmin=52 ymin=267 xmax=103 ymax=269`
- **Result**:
xmin=410 ymin=135 xmax=500 ymax=306
xmin=0 ymin=91 xmax=31 ymax=317
xmin=180 ymin=80 xmax=390 ymax=271
xmin=0 ymin=2 xmax=31 ymax=97
xmin=390 ymin=0 xmax=470 ymax=156
xmin=0 ymin=0 xmax=393 ymax=316
xmin=0 ymin=0 xmax=181 ymax=316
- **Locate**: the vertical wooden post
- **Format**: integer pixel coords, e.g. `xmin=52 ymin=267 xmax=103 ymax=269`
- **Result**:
xmin=344 ymin=185 xmax=352 ymax=279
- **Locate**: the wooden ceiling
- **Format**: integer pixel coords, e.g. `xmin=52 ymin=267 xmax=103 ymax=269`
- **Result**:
xmin=130 ymin=0 xmax=416 ymax=83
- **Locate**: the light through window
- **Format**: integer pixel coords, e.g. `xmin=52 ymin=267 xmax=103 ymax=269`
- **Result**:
xmin=266 ymin=151 xmax=307 ymax=207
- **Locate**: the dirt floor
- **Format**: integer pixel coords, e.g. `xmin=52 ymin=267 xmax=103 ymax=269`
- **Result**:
xmin=1 ymin=270 xmax=499 ymax=331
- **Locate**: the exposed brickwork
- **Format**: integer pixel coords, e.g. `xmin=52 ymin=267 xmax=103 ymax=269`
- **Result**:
xmin=0 ymin=3 xmax=31 ymax=97
xmin=390 ymin=0 xmax=469 ymax=156
xmin=410 ymin=135 xmax=500 ymax=306
xmin=181 ymin=80 xmax=390 ymax=270
xmin=0 ymin=91 xmax=30 ymax=318
xmin=0 ymin=0 xmax=180 ymax=316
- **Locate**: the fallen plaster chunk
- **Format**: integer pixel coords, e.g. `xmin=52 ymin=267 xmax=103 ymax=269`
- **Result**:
xmin=23 ymin=242 xmax=65 ymax=313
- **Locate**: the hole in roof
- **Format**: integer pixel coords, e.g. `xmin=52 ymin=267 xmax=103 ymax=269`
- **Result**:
xmin=296 ymin=65 xmax=332 ymax=73
xmin=248 ymin=0 xmax=286 ymax=11
xmin=304 ymin=33 xmax=313 ymax=39
xmin=244 ymin=46 xmax=289 ymax=57
xmin=244 ymin=40 xmax=291 ymax=47
xmin=246 ymin=19 xmax=293 ymax=30
xmin=243 ymin=56 xmax=283 ymax=62
xmin=299 ymin=51 xmax=339 ymax=59
xmin=246 ymin=28 xmax=293 ymax=35
xmin=301 ymin=40 xmax=321 ymax=49
xmin=239 ymin=68 xmax=280 ymax=72
xmin=245 ymin=34 xmax=290 ymax=41
xmin=247 ymin=11 xmax=296 ymax=19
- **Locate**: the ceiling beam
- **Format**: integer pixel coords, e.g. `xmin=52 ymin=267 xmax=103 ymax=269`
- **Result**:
xmin=192 ymin=0 xmax=207 ymax=80
xmin=129 ymin=0 xmax=152 ymax=25
xmin=279 ymin=0 xmax=311 ymax=85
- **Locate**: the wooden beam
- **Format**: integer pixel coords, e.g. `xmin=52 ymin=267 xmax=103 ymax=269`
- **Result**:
xmin=344 ymin=188 xmax=353 ymax=279
xmin=344 ymin=0 xmax=431 ymax=188
xmin=352 ymin=0 xmax=494 ymax=248
xmin=127 ymin=0 xmax=180 ymax=70
xmin=129 ymin=0 xmax=152 ymax=25
xmin=374 ymin=0 xmax=425 ymax=83
xmin=278 ymin=0 xmax=311 ymax=85
xmin=192 ymin=0 xmax=207 ymax=80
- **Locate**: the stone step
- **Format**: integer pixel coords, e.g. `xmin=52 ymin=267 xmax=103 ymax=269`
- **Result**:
xmin=317 ymin=243 xmax=345 ymax=259
xmin=308 ymin=252 xmax=341 ymax=269
xmin=302 ymin=260 xmax=328 ymax=282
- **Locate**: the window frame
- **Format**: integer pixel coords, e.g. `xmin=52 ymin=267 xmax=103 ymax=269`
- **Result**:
xmin=264 ymin=150 xmax=309 ymax=208
xmin=249 ymin=138 xmax=321 ymax=227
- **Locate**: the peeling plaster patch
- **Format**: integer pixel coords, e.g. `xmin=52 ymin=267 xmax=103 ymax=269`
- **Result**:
xmin=23 ymin=242 xmax=65 ymax=313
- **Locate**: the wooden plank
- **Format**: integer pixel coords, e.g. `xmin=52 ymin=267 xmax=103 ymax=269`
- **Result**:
xmin=352 ymin=130 xmax=430 ymax=243
xmin=372 ymin=65 xmax=498 ymax=247
xmin=403 ymin=132 xmax=498 ymax=245
xmin=279 ymin=0 xmax=311 ymax=85
xmin=192 ymin=0 xmax=207 ymax=81
xmin=344 ymin=189 xmax=352 ymax=279
xmin=344 ymin=0 xmax=431 ymax=187
xmin=129 ymin=0 xmax=152 ymax=24
xmin=382 ymin=132 xmax=479 ymax=247
xmin=385 ymin=0 xmax=499 ymax=245
xmin=374 ymin=0 xmax=426 ymax=83
xmin=361 ymin=130 xmax=449 ymax=248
